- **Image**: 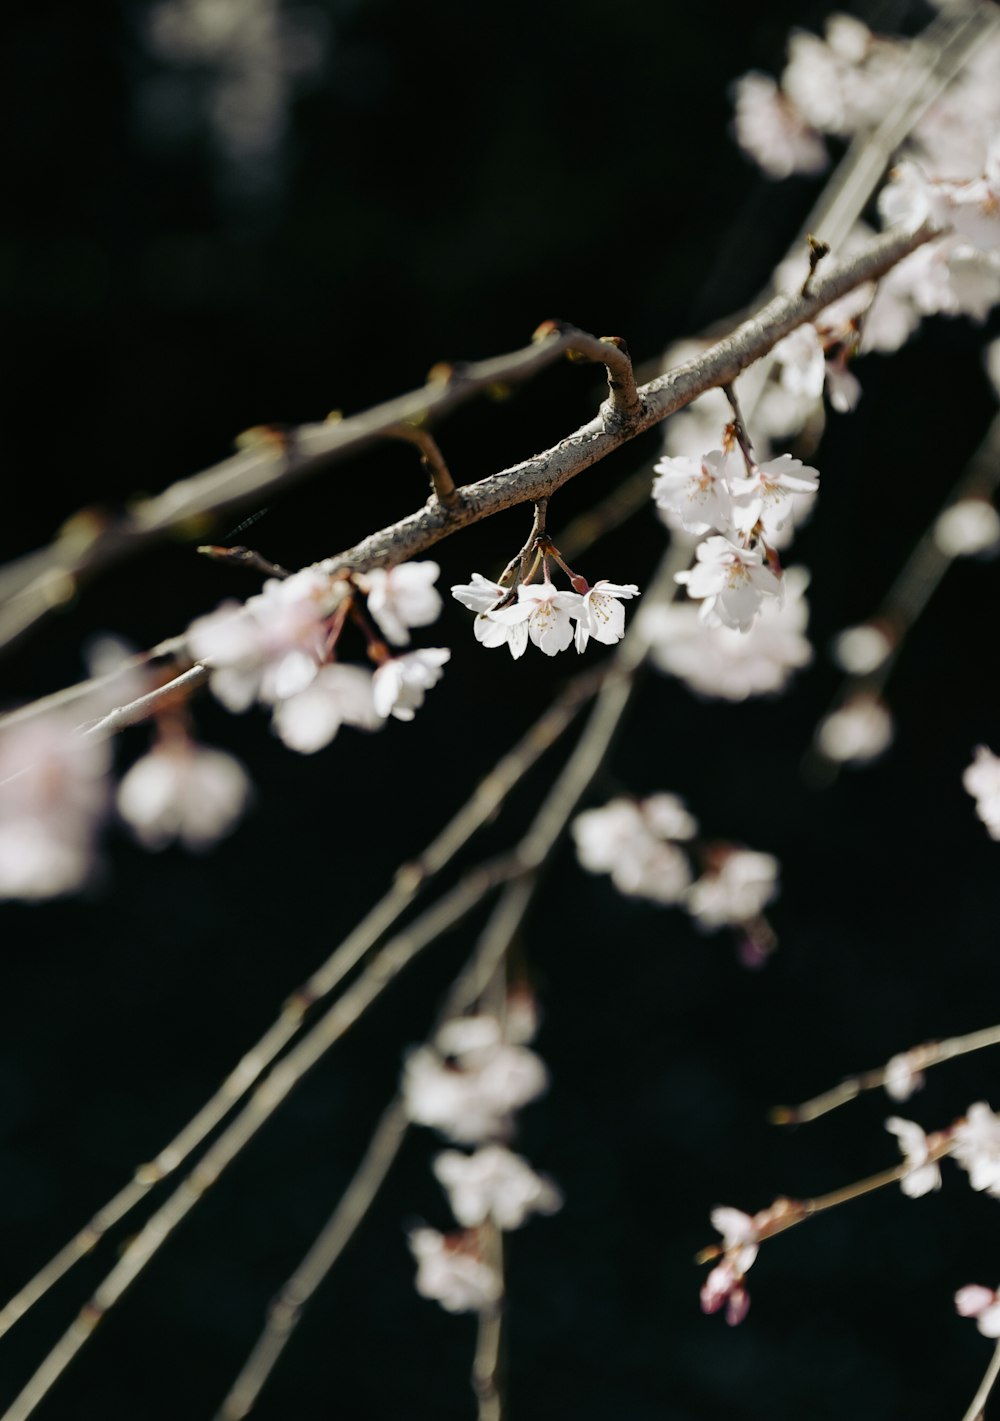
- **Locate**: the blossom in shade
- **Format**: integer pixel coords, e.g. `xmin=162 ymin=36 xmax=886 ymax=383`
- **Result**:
xmin=408 ymin=1228 xmax=502 ymax=1313
xmin=117 ymin=738 xmax=251 ymax=850
xmin=0 ymin=717 xmax=110 ymax=901
xmin=572 ymin=581 xmax=640 ymax=651
xmin=964 ymin=747 xmax=1000 ymax=839
xmin=884 ymin=1051 xmax=925 ymax=1103
xmin=652 ymin=449 xmax=739 ymax=535
xmin=686 ymin=848 xmax=780 ymax=930
xmin=271 ymin=663 xmax=382 ymax=754
xmin=816 ymin=696 xmax=893 ymax=764
xmin=731 ymin=71 xmax=827 ymax=180
xmin=402 ymin=1014 xmax=549 ymax=1145
xmin=675 ymin=537 xmax=783 ymax=633
xmin=362 ymin=561 xmax=442 ymax=645
xmin=433 ymin=1145 xmax=562 ymax=1229
xmin=572 ymin=794 xmax=696 ymax=906
xmin=885 ymin=1117 xmax=942 ymax=1198
xmin=956 ymin=1285 xmax=1000 ymax=1337
xmin=186 ymin=568 xmax=339 ymax=712
xmin=372 ymin=648 xmax=450 ymax=721
xmin=831 ymin=624 xmax=892 ymax=675
xmin=953 ymin=1102 xmax=1000 ymax=1196
xmin=934 ymin=501 xmax=1000 ymax=558
xmin=700 ymin=1207 xmax=758 ymax=1326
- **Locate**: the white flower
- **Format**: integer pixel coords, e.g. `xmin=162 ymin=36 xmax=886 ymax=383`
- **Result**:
xmin=492 ymin=581 xmax=584 ymax=657
xmin=271 ymin=663 xmax=382 ymax=754
xmin=731 ymin=71 xmax=827 ymax=180
xmin=730 ymin=454 xmax=820 ymax=539
xmin=953 ymin=1102 xmax=1000 ymax=1196
xmin=816 ymin=696 xmax=893 ymax=764
xmin=709 ymin=1206 xmax=759 ymax=1275
xmin=402 ymin=1014 xmax=549 ymax=1145
xmin=686 ymin=849 xmax=779 ymax=929
xmin=964 ymin=746 xmax=1000 ymax=839
xmin=675 ymin=537 xmax=783 ymax=633
xmin=572 ymin=581 xmax=640 ymax=651
xmin=362 ymin=561 xmax=442 ymax=645
xmin=885 ymin=1117 xmax=941 ymax=1198
xmin=652 ymin=449 xmax=739 ymax=535
xmin=433 ymin=1145 xmax=562 ymax=1229
xmin=771 ymin=325 xmax=826 ymax=401
xmin=831 ymin=624 xmax=892 ymax=675
xmin=956 ymin=1285 xmax=1000 ymax=1338
xmin=187 ymin=568 xmax=339 ymax=712
xmin=451 ymin=574 xmax=527 ymax=658
xmin=934 ymin=500 xmax=1000 ymax=558
xmin=700 ymin=1206 xmax=757 ymax=1326
xmin=648 ymin=567 xmax=811 ymax=701
xmin=884 ymin=1051 xmax=925 ymax=1103
xmin=372 ymin=648 xmax=450 ymax=721
xmin=117 ymin=739 xmax=251 ymax=850
xmin=0 ymin=717 xmax=110 ymax=902
xmin=408 ymin=1228 xmax=502 ymax=1313
xmin=571 ymin=794 xmax=696 ymax=906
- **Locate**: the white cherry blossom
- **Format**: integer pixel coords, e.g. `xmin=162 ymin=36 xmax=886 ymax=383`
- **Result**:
xmin=964 ymin=746 xmax=1000 ymax=839
xmin=675 ymin=537 xmax=783 ymax=632
xmin=187 ymin=567 xmax=340 ymax=712
xmin=572 ymin=580 xmax=640 ymax=651
xmin=648 ymin=567 xmax=811 ymax=701
xmin=362 ymin=561 xmax=442 ymax=645
xmin=117 ymin=738 xmax=251 ymax=850
xmin=953 ymin=1102 xmax=1000 ymax=1196
xmin=433 ymin=1145 xmax=562 ymax=1229
xmin=686 ymin=849 xmax=779 ymax=929
xmin=956 ymin=1285 xmax=1000 ymax=1338
xmin=572 ymin=794 xmax=696 ymax=906
xmin=885 ymin=1117 xmax=941 ymax=1198
xmin=884 ymin=1051 xmax=925 ymax=1103
xmin=408 ymin=1228 xmax=502 ymax=1313
xmin=451 ymin=574 xmax=527 ymax=658
xmin=271 ymin=663 xmax=382 ymax=754
xmin=730 ymin=454 xmax=820 ymax=539
xmin=831 ymin=624 xmax=892 ymax=675
xmin=700 ymin=1206 xmax=758 ymax=1326
xmin=652 ymin=448 xmax=739 ymax=535
xmin=372 ymin=648 xmax=450 ymax=721
xmin=934 ymin=500 xmax=1000 ymax=558
xmin=491 ymin=581 xmax=583 ymax=657
xmin=816 ymin=696 xmax=893 ymax=764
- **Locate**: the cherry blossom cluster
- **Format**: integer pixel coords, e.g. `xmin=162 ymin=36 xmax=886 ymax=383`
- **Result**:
xmin=187 ymin=560 xmax=449 ymax=752
xmin=571 ymin=793 xmax=779 ymax=959
xmin=402 ymin=998 xmax=561 ymax=1313
xmin=701 ymin=1100 xmax=1000 ymax=1327
xmin=964 ymin=746 xmax=1000 ymax=840
xmin=451 ymin=534 xmax=639 ymax=658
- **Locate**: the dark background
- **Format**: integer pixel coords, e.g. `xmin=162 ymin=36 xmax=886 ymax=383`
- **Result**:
xmin=2 ymin=1 xmax=1000 ymax=1417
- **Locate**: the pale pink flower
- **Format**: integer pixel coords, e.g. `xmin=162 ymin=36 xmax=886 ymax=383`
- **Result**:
xmin=956 ymin=1285 xmax=1000 ymax=1338
xmin=433 ymin=1145 xmax=562 ymax=1229
xmin=686 ymin=849 xmax=779 ymax=930
xmin=408 ymin=1228 xmax=502 ymax=1313
xmin=675 ymin=537 xmax=783 ymax=633
xmin=731 ymin=71 xmax=827 ymax=180
xmin=885 ymin=1117 xmax=941 ymax=1198
xmin=953 ymin=1102 xmax=1000 ymax=1196
xmin=451 ymin=574 xmax=527 ymax=659
xmin=117 ymin=739 xmax=251 ymax=851
xmin=572 ymin=580 xmax=640 ymax=652
xmin=771 ymin=325 xmax=826 ymax=401
xmin=0 ymin=717 xmax=110 ymax=901
xmin=571 ymin=794 xmax=696 ymax=906
xmin=372 ymin=648 xmax=450 ymax=721
xmin=652 ymin=449 xmax=739 ymax=536
xmin=964 ymin=747 xmax=1000 ymax=839
xmin=362 ymin=561 xmax=442 ymax=645
xmin=700 ymin=1207 xmax=758 ymax=1326
xmin=271 ymin=663 xmax=382 ymax=754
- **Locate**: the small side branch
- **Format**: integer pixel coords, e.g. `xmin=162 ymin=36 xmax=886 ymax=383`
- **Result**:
xmin=386 ymin=423 xmax=460 ymax=510
xmin=961 ymin=1340 xmax=1000 ymax=1421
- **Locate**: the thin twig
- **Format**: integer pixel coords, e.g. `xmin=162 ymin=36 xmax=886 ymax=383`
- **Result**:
xmin=386 ymin=423 xmax=460 ymax=509
xmin=772 ymin=1022 xmax=1000 ymax=1126
xmin=0 ymin=668 xmax=601 ymax=1342
xmin=196 ymin=545 xmax=290 ymax=579
xmin=961 ymin=1338 xmax=1000 ymax=1421
xmin=0 ymin=855 xmax=523 ymax=1421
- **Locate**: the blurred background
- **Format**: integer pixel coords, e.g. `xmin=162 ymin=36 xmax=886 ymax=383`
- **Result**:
xmin=2 ymin=1 xmax=1000 ymax=1417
